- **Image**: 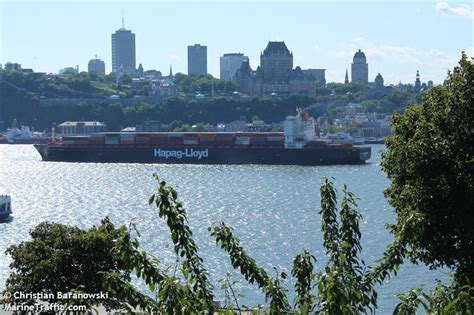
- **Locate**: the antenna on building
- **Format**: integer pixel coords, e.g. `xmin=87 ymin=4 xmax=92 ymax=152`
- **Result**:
xmin=121 ymin=10 xmax=125 ymax=29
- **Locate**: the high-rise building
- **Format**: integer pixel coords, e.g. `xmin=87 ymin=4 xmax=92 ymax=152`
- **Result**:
xmin=220 ymin=53 xmax=248 ymax=80
xmin=111 ymin=21 xmax=136 ymax=75
xmin=351 ymin=49 xmax=368 ymax=84
xmin=88 ymin=57 xmax=105 ymax=74
xmin=187 ymin=44 xmax=207 ymax=76
xmin=260 ymin=41 xmax=293 ymax=82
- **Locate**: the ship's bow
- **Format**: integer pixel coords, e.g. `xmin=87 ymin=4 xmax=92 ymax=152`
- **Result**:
xmin=359 ymin=146 xmax=371 ymax=163
xmin=34 ymin=144 xmax=49 ymax=160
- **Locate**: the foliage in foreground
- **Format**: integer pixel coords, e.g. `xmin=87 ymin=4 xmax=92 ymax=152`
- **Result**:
xmin=381 ymin=53 xmax=474 ymax=284
xmin=393 ymin=279 xmax=474 ymax=315
xmin=4 ymin=176 xmax=474 ymax=313
xmin=3 ymin=178 xmax=378 ymax=313
xmin=3 ymin=218 xmax=131 ymax=311
xmin=106 ymin=177 xmax=384 ymax=314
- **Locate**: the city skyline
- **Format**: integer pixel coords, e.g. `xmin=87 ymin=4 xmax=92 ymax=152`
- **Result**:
xmin=2 ymin=1 xmax=472 ymax=84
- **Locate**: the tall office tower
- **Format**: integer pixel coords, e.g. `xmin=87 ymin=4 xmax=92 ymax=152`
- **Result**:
xmin=260 ymin=41 xmax=293 ymax=82
xmin=88 ymin=57 xmax=106 ymax=74
xmin=111 ymin=20 xmax=136 ymax=75
xmin=351 ymin=49 xmax=368 ymax=84
xmin=220 ymin=53 xmax=248 ymax=80
xmin=187 ymin=44 xmax=207 ymax=76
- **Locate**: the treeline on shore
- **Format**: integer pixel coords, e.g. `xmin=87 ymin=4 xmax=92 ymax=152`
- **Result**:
xmin=0 ymin=67 xmax=415 ymax=131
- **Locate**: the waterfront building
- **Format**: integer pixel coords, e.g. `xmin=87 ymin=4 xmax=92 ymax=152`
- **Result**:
xmin=220 ymin=53 xmax=248 ymax=80
xmin=233 ymin=41 xmax=326 ymax=96
xmin=302 ymin=69 xmax=326 ymax=87
xmin=260 ymin=41 xmax=293 ymax=82
xmin=187 ymin=44 xmax=207 ymax=76
xmin=111 ymin=22 xmax=136 ymax=75
xmin=234 ymin=60 xmax=256 ymax=94
xmin=88 ymin=57 xmax=105 ymax=74
xmin=150 ymin=66 xmax=177 ymax=97
xmin=56 ymin=121 xmax=107 ymax=135
xmin=289 ymin=67 xmax=317 ymax=95
xmin=351 ymin=49 xmax=368 ymax=84
xmin=136 ymin=63 xmax=144 ymax=76
xmin=374 ymin=73 xmax=384 ymax=89
xmin=365 ymin=73 xmax=390 ymax=98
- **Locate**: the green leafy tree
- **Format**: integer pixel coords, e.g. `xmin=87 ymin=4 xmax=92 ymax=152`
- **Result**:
xmin=4 ymin=217 xmax=131 ymax=311
xmin=149 ymin=176 xmax=214 ymax=309
xmin=210 ymin=222 xmax=291 ymax=312
xmin=314 ymin=179 xmax=378 ymax=314
xmin=381 ymin=53 xmax=474 ymax=283
xmin=393 ymin=280 xmax=474 ymax=314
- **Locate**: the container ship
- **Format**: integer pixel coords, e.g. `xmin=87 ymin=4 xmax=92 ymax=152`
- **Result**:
xmin=34 ymin=110 xmax=371 ymax=165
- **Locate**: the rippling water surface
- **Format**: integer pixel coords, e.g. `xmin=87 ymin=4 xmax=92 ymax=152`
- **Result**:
xmin=0 ymin=144 xmax=446 ymax=313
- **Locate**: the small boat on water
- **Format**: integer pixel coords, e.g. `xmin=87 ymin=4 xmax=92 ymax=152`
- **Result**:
xmin=0 ymin=195 xmax=12 ymax=222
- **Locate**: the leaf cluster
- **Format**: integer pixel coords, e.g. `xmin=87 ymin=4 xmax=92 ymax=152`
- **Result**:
xmin=381 ymin=53 xmax=474 ymax=283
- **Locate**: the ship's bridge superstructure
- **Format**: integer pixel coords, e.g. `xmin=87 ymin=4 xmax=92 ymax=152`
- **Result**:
xmin=283 ymin=109 xmax=316 ymax=149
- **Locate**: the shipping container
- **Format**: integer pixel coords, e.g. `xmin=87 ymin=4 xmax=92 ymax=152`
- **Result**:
xmin=267 ymin=136 xmax=285 ymax=141
xmin=105 ymin=140 xmax=120 ymax=145
xmin=120 ymin=133 xmax=135 ymax=141
xmin=73 ymin=140 xmax=90 ymax=144
xmin=200 ymin=141 xmax=215 ymax=146
xmin=183 ymin=140 xmax=199 ymax=145
xmin=233 ymin=144 xmax=249 ymax=148
xmin=168 ymin=133 xmax=184 ymax=138
xmin=151 ymin=138 xmax=167 ymax=144
xmin=150 ymin=133 xmax=167 ymax=138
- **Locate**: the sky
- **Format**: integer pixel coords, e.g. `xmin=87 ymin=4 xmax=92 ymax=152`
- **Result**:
xmin=1 ymin=1 xmax=473 ymax=84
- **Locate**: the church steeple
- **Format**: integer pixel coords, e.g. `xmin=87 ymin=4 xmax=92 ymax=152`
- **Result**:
xmin=415 ymin=70 xmax=421 ymax=92
xmin=344 ymin=69 xmax=349 ymax=84
xmin=169 ymin=65 xmax=173 ymax=77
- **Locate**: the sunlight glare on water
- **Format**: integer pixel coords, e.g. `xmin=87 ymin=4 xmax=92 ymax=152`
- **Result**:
xmin=0 ymin=144 xmax=446 ymax=313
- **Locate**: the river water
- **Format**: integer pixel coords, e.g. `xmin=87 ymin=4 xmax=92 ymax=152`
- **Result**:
xmin=0 ymin=144 xmax=446 ymax=313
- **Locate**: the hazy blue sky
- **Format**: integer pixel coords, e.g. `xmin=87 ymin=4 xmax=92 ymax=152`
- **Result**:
xmin=1 ymin=1 xmax=473 ymax=84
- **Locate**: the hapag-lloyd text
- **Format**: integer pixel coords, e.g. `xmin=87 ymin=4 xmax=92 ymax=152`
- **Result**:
xmin=154 ymin=148 xmax=209 ymax=159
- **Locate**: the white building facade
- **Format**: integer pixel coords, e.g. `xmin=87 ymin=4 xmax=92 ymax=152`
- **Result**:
xmin=220 ymin=53 xmax=248 ymax=80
